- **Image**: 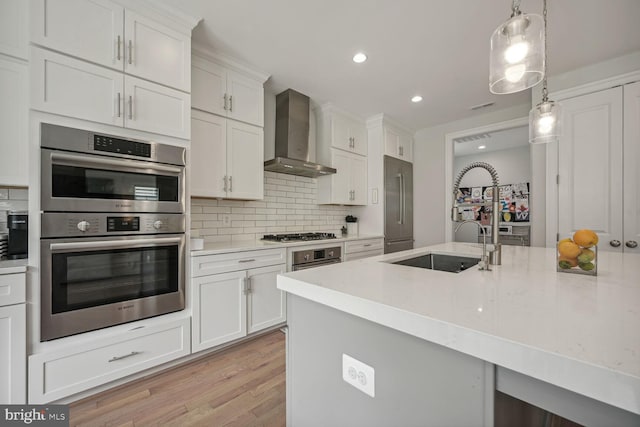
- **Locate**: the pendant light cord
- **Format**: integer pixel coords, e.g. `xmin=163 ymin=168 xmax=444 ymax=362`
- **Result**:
xmin=542 ymin=0 xmax=549 ymax=102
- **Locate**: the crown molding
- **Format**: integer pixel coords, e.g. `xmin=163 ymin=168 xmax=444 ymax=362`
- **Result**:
xmin=319 ymin=103 xmax=365 ymax=122
xmin=111 ymin=0 xmax=201 ymax=33
xmin=366 ymin=113 xmax=414 ymax=134
xmin=192 ymin=43 xmax=270 ymax=83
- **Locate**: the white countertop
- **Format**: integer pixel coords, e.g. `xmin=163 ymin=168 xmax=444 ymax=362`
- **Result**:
xmin=191 ymin=234 xmax=384 ymax=256
xmin=0 ymin=259 xmax=28 ymax=274
xmin=277 ymin=242 xmax=640 ymax=415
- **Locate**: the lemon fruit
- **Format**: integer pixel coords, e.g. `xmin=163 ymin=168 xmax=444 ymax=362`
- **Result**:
xmin=579 ymin=262 xmax=595 ymax=271
xmin=573 ymin=229 xmax=599 ymax=248
xmin=558 ymin=238 xmax=573 ymax=245
xmin=558 ymin=241 xmax=581 ymax=259
xmin=577 ymin=248 xmax=595 ymax=264
xmin=558 ymin=256 xmax=578 ymax=269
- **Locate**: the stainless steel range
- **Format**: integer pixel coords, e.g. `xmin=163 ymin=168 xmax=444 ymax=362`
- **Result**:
xmin=262 ymin=232 xmax=337 ymax=243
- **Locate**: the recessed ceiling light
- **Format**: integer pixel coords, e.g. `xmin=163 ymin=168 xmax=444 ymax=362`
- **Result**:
xmin=352 ymin=52 xmax=367 ymax=63
xmin=478 ymin=145 xmax=486 ymax=150
xmin=411 ymin=95 xmax=423 ymax=103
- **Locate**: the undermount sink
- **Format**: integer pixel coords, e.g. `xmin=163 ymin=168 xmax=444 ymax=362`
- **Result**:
xmin=391 ymin=253 xmax=480 ymax=273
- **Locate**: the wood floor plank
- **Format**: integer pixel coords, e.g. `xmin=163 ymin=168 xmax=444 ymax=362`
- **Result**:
xmin=69 ymin=331 xmax=286 ymax=427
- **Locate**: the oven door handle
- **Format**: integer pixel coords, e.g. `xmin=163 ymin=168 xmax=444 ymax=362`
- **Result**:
xmin=50 ymin=152 xmax=183 ymax=175
xmin=49 ymin=237 xmax=182 ymax=252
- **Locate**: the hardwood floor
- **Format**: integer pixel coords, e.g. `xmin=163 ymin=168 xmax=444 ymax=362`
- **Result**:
xmin=69 ymin=330 xmax=286 ymax=427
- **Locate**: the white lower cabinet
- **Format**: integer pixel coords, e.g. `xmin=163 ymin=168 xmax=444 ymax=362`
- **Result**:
xmin=191 ymin=249 xmax=286 ymax=353
xmin=28 ymin=317 xmax=191 ymax=404
xmin=343 ymin=238 xmax=384 ymax=261
xmin=0 ymin=303 xmax=26 ymax=404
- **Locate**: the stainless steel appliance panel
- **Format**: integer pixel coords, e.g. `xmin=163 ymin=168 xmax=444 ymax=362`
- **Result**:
xmin=384 ymin=156 xmax=414 ymax=254
xmin=40 ymin=233 xmax=185 ymax=341
xmin=292 ymin=258 xmax=341 ymax=271
xmin=41 ymin=212 xmax=185 ymax=238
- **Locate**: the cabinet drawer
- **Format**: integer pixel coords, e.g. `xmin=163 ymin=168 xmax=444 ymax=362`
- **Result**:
xmin=0 ymin=273 xmax=26 ymax=306
xmin=344 ymin=238 xmax=384 ymax=254
xmin=343 ymin=249 xmax=384 ymax=262
xmin=191 ymin=248 xmax=286 ymax=277
xmin=28 ymin=317 xmax=190 ymax=403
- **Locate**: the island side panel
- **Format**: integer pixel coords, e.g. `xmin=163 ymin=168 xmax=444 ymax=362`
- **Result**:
xmin=287 ymin=294 xmax=494 ymax=427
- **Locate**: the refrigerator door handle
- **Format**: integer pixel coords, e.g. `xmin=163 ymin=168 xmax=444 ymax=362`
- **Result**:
xmin=401 ymin=173 xmax=406 ymax=225
xmin=397 ymin=173 xmax=403 ymax=224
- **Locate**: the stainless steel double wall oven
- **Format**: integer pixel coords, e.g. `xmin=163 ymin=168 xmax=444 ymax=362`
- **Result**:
xmin=40 ymin=124 xmax=186 ymax=341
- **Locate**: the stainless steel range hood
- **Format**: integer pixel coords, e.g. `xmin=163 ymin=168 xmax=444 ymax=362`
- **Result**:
xmin=264 ymin=89 xmax=336 ymax=178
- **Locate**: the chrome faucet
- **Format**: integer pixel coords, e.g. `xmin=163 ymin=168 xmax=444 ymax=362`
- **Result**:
xmin=452 ymin=162 xmax=502 ymax=265
xmin=454 ymin=220 xmax=490 ymax=271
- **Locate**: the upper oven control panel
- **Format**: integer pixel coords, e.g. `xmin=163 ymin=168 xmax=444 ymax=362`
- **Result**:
xmin=41 ymin=213 xmax=185 ymax=238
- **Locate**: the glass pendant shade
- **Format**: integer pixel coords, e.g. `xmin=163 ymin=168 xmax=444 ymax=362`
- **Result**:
xmin=490 ymin=13 xmax=545 ymax=94
xmin=529 ymin=100 xmax=561 ymax=143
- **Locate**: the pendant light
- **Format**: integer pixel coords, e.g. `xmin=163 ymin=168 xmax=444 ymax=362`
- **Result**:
xmin=529 ymin=0 xmax=561 ymax=143
xmin=489 ymin=0 xmax=544 ymax=94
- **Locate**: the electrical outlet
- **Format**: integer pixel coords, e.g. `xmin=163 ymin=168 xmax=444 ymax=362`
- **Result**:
xmin=342 ymin=353 xmax=375 ymax=397
xmin=222 ymin=214 xmax=231 ymax=226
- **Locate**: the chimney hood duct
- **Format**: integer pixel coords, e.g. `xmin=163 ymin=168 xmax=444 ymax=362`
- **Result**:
xmin=264 ymin=89 xmax=336 ymax=178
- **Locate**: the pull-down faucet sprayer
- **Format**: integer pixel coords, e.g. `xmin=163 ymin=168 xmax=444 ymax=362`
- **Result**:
xmin=452 ymin=162 xmax=502 ymax=266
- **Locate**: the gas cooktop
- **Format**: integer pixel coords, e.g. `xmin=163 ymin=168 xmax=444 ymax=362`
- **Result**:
xmin=261 ymin=232 xmax=337 ymax=242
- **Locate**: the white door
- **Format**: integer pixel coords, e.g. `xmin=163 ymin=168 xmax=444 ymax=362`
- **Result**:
xmin=227 ymin=120 xmax=264 ymax=200
xmin=0 ymin=56 xmax=28 ymax=186
xmin=624 ymin=81 xmax=640 ymax=254
xmin=0 ymin=0 xmax=28 ymax=59
xmin=350 ymin=154 xmax=368 ymax=205
xmin=30 ymin=0 xmax=124 ymax=69
xmin=124 ymin=10 xmax=190 ymax=92
xmin=227 ymin=70 xmax=264 ymax=127
xmin=0 ymin=304 xmax=26 ymax=404
xmin=557 ymin=87 xmax=623 ymax=252
xmin=31 ymin=47 xmax=124 ymax=127
xmin=191 ymin=271 xmax=247 ymax=352
xmin=331 ymin=149 xmax=352 ymax=204
xmin=247 ymin=264 xmax=286 ymax=334
xmin=331 ymin=113 xmax=352 ymax=152
xmin=190 ymin=110 xmax=227 ymax=198
xmin=350 ymin=120 xmax=368 ymax=156
xmin=191 ymin=57 xmax=227 ymax=116
xmin=384 ymin=127 xmax=400 ymax=159
xmin=124 ymin=75 xmax=190 ymax=139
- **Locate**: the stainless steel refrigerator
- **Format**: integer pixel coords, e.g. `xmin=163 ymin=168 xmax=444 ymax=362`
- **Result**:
xmin=384 ymin=155 xmax=414 ymax=253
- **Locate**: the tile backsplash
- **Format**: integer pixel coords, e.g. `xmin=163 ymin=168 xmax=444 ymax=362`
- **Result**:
xmin=191 ymin=172 xmax=354 ymax=243
xmin=0 ymin=187 xmax=28 ymax=234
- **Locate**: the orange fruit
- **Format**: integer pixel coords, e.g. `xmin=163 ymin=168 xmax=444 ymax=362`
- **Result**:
xmin=573 ymin=229 xmax=599 ymax=248
xmin=558 ymin=241 xmax=581 ymax=258
xmin=558 ymin=238 xmax=573 ymax=245
xmin=558 ymin=256 xmax=578 ymax=268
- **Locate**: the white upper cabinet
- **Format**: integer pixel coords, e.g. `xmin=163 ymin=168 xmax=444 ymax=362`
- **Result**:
xmin=124 ymin=10 xmax=190 ymax=91
xmin=623 ymin=81 xmax=640 ymax=254
xmin=384 ymin=125 xmax=413 ymax=162
xmin=0 ymin=0 xmax=29 ymax=59
xmin=191 ymin=110 xmax=227 ymax=198
xmin=226 ymin=120 xmax=264 ymax=200
xmin=191 ymin=53 xmax=265 ymax=127
xmin=318 ymin=148 xmax=367 ymax=205
xmin=30 ymin=0 xmax=190 ymax=92
xmin=558 ymin=86 xmax=623 ymax=252
xmin=319 ymin=106 xmax=367 ymax=156
xmin=0 ymin=56 xmax=28 ymax=187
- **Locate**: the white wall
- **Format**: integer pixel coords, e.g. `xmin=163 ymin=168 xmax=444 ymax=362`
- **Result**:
xmin=453 ymin=145 xmax=531 ymax=242
xmin=413 ymin=104 xmax=531 ymax=247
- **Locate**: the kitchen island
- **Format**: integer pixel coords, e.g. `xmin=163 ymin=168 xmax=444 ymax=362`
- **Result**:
xmin=277 ymin=242 xmax=640 ymax=426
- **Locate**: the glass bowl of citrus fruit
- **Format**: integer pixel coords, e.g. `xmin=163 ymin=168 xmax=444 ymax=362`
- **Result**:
xmin=557 ymin=229 xmax=598 ymax=275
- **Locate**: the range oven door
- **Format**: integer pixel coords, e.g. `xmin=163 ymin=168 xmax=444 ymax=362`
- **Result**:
xmin=40 ymin=234 xmax=185 ymax=341
xmin=41 ymin=148 xmax=185 ymax=213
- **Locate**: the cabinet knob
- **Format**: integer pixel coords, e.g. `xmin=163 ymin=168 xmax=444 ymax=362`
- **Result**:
xmin=626 ymin=240 xmax=638 ymax=248
xmin=609 ymin=240 xmax=621 ymax=247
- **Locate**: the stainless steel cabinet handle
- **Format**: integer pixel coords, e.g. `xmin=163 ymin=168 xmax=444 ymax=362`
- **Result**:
xmin=223 ymin=94 xmax=228 ymax=110
xmin=363 ymin=244 xmax=372 ymax=247
xmin=117 ymin=92 xmax=121 ymax=117
xmin=247 ymin=277 xmax=252 ymax=293
xmin=229 ymin=95 xmax=233 ymax=112
xmin=229 ymin=176 xmax=233 ymax=192
xmin=626 ymin=240 xmax=638 ymax=248
xmin=108 ymin=351 xmax=141 ymax=362
xmin=399 ymin=146 xmax=403 ymax=156
xmin=238 ymin=258 xmax=256 ymax=263
xmin=117 ymin=35 xmax=121 ymax=61
xmin=243 ymin=277 xmax=249 ymax=295
xmin=223 ymin=175 xmax=228 ymax=192
xmin=128 ymin=40 xmax=132 ymax=64
xmin=610 ymin=240 xmax=621 ymax=247
xmin=128 ymin=95 xmax=133 ymax=120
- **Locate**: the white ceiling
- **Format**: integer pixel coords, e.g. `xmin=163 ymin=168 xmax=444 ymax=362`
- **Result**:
xmin=453 ymin=126 xmax=528 ymax=157
xmin=163 ymin=0 xmax=640 ymax=131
